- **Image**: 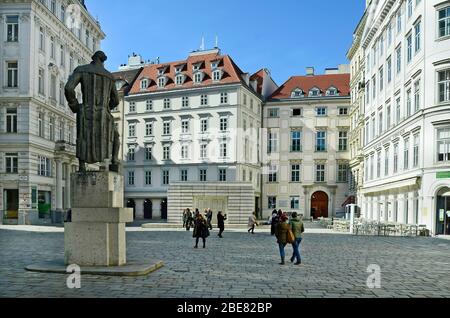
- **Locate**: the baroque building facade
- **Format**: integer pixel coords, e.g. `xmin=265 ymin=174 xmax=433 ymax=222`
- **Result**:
xmin=0 ymin=0 xmax=104 ymax=224
xmin=121 ymin=48 xmax=277 ymax=224
xmin=354 ymin=0 xmax=450 ymax=235
xmin=263 ymin=66 xmax=352 ymax=219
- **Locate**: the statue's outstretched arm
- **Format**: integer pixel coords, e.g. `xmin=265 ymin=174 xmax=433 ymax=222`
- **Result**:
xmin=65 ymin=71 xmax=82 ymax=113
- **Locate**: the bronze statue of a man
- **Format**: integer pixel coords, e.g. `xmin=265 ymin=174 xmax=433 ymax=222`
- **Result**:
xmin=65 ymin=51 xmax=120 ymax=172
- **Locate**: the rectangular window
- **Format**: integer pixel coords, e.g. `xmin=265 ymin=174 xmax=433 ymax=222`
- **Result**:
xmin=379 ymin=67 xmax=384 ymax=91
xmin=291 ymin=131 xmax=302 ymax=152
xmin=38 ymin=68 xmax=45 ymax=94
xmin=406 ymin=88 xmax=412 ymax=117
xmin=396 ymin=45 xmax=402 ymax=74
xmin=182 ymin=96 xmax=189 ymax=108
xmin=220 ymin=92 xmax=228 ymax=104
xmin=338 ymin=164 xmax=348 ymax=183
xmin=162 ymin=170 xmax=169 ymax=185
xmin=370 ymin=155 xmax=374 ymax=180
xmin=290 ymin=197 xmax=300 ymax=210
xmin=387 ymin=56 xmax=392 ymax=83
xmin=50 ymin=74 xmax=56 ymax=100
xmin=385 ymin=147 xmax=390 ymax=176
xmin=50 ymin=36 xmax=55 ymax=59
xmin=145 ymin=122 xmax=153 ymax=136
xmin=38 ymin=113 xmax=44 ymax=137
xmin=5 ymin=153 xmax=18 ymax=174
xmin=38 ymin=156 xmax=52 ymax=177
xmin=200 ymin=144 xmax=207 ymax=159
xmin=200 ymin=94 xmax=208 ymax=106
xmin=163 ymin=98 xmax=171 ymax=109
xmin=394 ymin=144 xmax=399 ymax=173
xmin=220 ymin=117 xmax=228 ymax=131
xmin=128 ymin=123 xmax=135 ymax=137
xmin=404 ymin=138 xmax=410 ymax=170
xmin=268 ymin=108 xmax=279 ymax=118
xmin=127 ymin=147 xmax=135 ymax=161
xmin=339 ymin=131 xmax=348 ymax=151
xmin=291 ymin=164 xmax=301 ymax=182
xmin=163 ymin=146 xmax=170 ymax=160
xmin=59 ymin=82 xmax=65 ymax=105
xmin=377 ymin=151 xmax=381 ymax=178
xmin=316 ymin=107 xmax=327 ymax=116
xmin=145 ymin=146 xmax=152 ymax=161
xmin=7 ymin=62 xmax=18 ymax=88
xmin=219 ymin=169 xmax=227 ymax=182
xmin=268 ymin=164 xmax=278 ymax=183
xmin=39 ymin=27 xmax=45 ymax=51
xmin=406 ymin=33 xmax=412 ymax=63
xmin=268 ymin=131 xmax=278 ymax=153
xmin=49 ymin=117 xmax=54 ymax=141
xmin=338 ymin=107 xmax=348 ymax=116
xmin=146 ymin=100 xmax=153 ymax=111
xmin=438 ymin=69 xmax=450 ymax=103
xmin=388 ymin=22 xmax=393 ymax=45
xmin=316 ymin=131 xmax=327 ymax=152
xmin=437 ymin=128 xmax=450 ymax=162
xmin=386 ymin=104 xmax=391 ymax=130
xmin=163 ymin=121 xmax=171 ymax=135
xmin=413 ymin=135 xmax=419 ymax=167
xmin=397 ymin=10 xmax=402 ymax=33
xmin=6 ymin=16 xmax=19 ymax=42
xmin=372 ymin=76 xmax=376 ymax=99
xmin=181 ymin=145 xmax=189 ymax=159
xmin=201 ymin=118 xmax=208 ymax=133
xmin=181 ymin=120 xmax=190 ymax=134
xmin=396 ymin=97 xmax=401 ymax=123
xmin=199 ymin=169 xmax=207 ymax=182
xmin=6 ymin=109 xmax=17 ymax=133
xmin=268 ymin=196 xmax=277 ymax=209
xmin=316 ymin=164 xmax=325 ymax=182
xmin=408 ymin=0 xmax=413 ymax=18
xmin=414 ymin=21 xmax=421 ymax=53
xmin=220 ymin=143 xmax=227 ymax=158
xmin=292 ymin=108 xmax=303 ymax=117
xmin=145 ymin=171 xmax=152 ymax=185
xmin=414 ymin=80 xmax=420 ymax=112
xmin=438 ymin=7 xmax=450 ymax=38
xmin=379 ymin=111 xmax=383 ymax=135
xmin=181 ymin=170 xmax=188 ymax=182
xmin=61 ymin=5 xmax=66 ymax=22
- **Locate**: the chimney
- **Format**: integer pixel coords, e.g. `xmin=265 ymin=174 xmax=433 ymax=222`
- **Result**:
xmin=306 ymin=67 xmax=314 ymax=76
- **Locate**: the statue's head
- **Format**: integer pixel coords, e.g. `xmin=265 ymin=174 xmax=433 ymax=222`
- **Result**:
xmin=91 ymin=51 xmax=107 ymax=64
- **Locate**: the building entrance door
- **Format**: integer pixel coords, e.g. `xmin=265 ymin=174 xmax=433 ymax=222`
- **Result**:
xmin=4 ymin=189 xmax=19 ymax=219
xmin=436 ymin=187 xmax=450 ymax=235
xmin=311 ymin=191 xmax=329 ymax=219
xmin=161 ymin=199 xmax=167 ymax=220
xmin=143 ymin=199 xmax=152 ymax=219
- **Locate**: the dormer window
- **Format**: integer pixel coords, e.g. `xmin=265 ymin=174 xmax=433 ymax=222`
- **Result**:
xmin=175 ymin=64 xmax=186 ymax=74
xmin=157 ymin=66 xmax=168 ymax=76
xmin=140 ymin=78 xmax=149 ymax=90
xmin=326 ymin=86 xmax=338 ymax=96
xmin=158 ymin=77 xmax=166 ymax=88
xmin=211 ymin=61 xmax=220 ymax=69
xmin=291 ymin=88 xmax=304 ymax=98
xmin=194 ymin=72 xmax=204 ymax=84
xmin=193 ymin=62 xmax=202 ymax=72
xmin=175 ymin=74 xmax=185 ymax=86
xmin=309 ymin=87 xmax=321 ymax=97
xmin=213 ymin=70 xmax=222 ymax=82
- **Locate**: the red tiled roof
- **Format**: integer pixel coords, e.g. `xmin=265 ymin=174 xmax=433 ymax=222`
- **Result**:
xmin=270 ymin=73 xmax=350 ymax=99
xmin=250 ymin=69 xmax=266 ymax=95
xmin=129 ymin=52 xmax=245 ymax=95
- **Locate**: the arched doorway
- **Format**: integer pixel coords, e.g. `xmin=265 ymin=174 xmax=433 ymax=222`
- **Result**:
xmin=311 ymin=191 xmax=329 ymax=219
xmin=436 ymin=187 xmax=450 ymax=235
xmin=161 ymin=199 xmax=167 ymax=220
xmin=127 ymin=199 xmax=136 ymax=220
xmin=143 ymin=199 xmax=153 ymax=220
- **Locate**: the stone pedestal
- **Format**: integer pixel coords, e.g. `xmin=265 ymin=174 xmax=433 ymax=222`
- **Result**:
xmin=64 ymin=171 xmax=133 ymax=266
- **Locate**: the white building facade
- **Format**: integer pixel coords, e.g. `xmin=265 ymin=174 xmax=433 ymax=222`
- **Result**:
xmin=263 ymin=67 xmax=352 ymax=220
xmin=358 ymin=0 xmax=450 ymax=235
xmin=122 ymin=49 xmax=277 ymax=224
xmin=0 ymin=0 xmax=104 ymax=224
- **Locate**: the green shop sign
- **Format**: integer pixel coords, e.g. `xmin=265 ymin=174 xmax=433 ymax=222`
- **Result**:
xmin=437 ymin=171 xmax=450 ymax=179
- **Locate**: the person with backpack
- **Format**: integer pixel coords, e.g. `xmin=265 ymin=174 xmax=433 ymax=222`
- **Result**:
xmin=289 ymin=212 xmax=305 ymax=265
xmin=270 ymin=209 xmax=279 ymax=236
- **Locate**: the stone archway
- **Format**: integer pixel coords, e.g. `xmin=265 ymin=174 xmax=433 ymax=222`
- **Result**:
xmin=143 ymin=199 xmax=152 ymax=220
xmin=311 ymin=191 xmax=329 ymax=219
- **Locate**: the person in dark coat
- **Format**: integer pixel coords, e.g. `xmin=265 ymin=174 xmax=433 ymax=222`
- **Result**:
xmin=185 ymin=208 xmax=193 ymax=231
xmin=217 ymin=211 xmax=227 ymax=238
xmin=270 ymin=209 xmax=280 ymax=236
xmin=193 ymin=213 xmax=209 ymax=248
xmin=274 ymin=213 xmax=290 ymax=265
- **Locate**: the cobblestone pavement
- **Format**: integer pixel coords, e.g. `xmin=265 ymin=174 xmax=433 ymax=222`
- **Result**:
xmin=0 ymin=224 xmax=449 ymax=298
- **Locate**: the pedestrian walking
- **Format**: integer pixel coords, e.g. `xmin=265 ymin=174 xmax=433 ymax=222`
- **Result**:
xmin=217 ymin=211 xmax=227 ymax=238
xmin=206 ymin=208 xmax=213 ymax=230
xmin=274 ymin=213 xmax=290 ymax=265
xmin=270 ymin=209 xmax=280 ymax=236
xmin=193 ymin=212 xmax=209 ymax=248
xmin=182 ymin=209 xmax=187 ymax=228
xmin=248 ymin=212 xmax=258 ymax=234
xmin=289 ymin=212 xmax=305 ymax=265
xmin=185 ymin=208 xmax=193 ymax=231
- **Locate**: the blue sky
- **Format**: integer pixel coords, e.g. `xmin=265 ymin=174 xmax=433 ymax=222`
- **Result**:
xmin=86 ymin=0 xmax=365 ymax=85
